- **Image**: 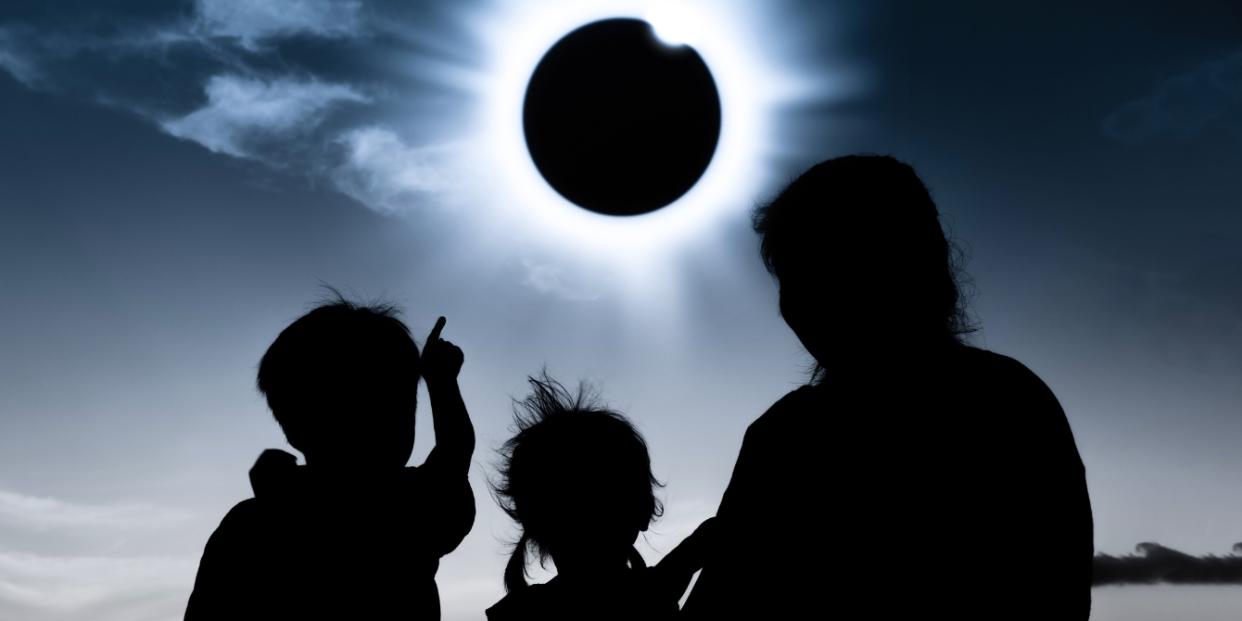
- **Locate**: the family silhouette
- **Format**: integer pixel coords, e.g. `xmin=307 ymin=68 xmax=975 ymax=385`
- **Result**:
xmin=185 ymin=155 xmax=1093 ymax=620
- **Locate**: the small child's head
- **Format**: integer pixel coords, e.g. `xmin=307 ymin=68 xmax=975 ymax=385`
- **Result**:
xmin=493 ymin=373 xmax=663 ymax=590
xmin=257 ymin=295 xmax=421 ymax=470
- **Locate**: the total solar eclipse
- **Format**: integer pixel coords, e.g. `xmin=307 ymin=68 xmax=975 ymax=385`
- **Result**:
xmin=523 ymin=18 xmax=722 ymax=217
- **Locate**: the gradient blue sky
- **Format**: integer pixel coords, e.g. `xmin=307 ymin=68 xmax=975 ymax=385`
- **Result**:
xmin=1 ymin=1 xmax=1240 ymax=619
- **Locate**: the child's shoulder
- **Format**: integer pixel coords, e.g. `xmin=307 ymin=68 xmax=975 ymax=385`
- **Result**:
xmin=223 ymin=497 xmax=261 ymax=517
xmin=485 ymin=583 xmax=557 ymax=620
xmin=194 ymin=499 xmax=274 ymax=578
xmin=207 ymin=498 xmax=266 ymax=544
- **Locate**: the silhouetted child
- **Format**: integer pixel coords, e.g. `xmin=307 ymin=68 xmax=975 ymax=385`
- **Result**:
xmin=486 ymin=374 xmax=715 ymax=621
xmin=185 ymin=298 xmax=475 ymax=620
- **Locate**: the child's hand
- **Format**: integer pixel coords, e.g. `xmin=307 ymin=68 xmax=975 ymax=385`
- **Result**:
xmin=422 ymin=316 xmax=464 ymax=384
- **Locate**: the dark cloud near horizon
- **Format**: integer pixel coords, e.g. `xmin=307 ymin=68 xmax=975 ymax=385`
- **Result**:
xmin=1094 ymin=543 xmax=1242 ymax=585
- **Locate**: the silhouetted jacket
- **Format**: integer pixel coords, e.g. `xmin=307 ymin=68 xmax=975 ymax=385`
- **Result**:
xmin=683 ymin=346 xmax=1093 ymax=620
xmin=487 ymin=567 xmax=677 ymax=621
xmin=184 ymin=449 xmax=474 ymax=620
xmin=486 ymin=541 xmax=715 ymax=621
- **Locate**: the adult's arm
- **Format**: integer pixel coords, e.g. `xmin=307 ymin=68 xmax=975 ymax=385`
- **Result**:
xmin=1000 ymin=361 xmax=1094 ymax=620
xmin=682 ymin=387 xmax=813 ymax=617
xmin=652 ymin=517 xmax=719 ymax=605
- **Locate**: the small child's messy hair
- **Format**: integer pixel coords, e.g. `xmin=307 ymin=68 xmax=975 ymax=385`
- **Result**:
xmin=256 ymin=290 xmax=420 ymax=453
xmin=492 ymin=372 xmax=664 ymax=592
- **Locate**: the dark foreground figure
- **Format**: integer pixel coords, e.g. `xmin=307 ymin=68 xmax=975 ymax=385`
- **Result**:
xmin=185 ymin=301 xmax=475 ymax=619
xmin=684 ymin=156 xmax=1094 ymax=620
xmin=487 ymin=375 xmax=716 ymax=620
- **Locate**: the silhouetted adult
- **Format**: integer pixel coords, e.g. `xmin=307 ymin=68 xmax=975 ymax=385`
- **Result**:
xmin=683 ymin=155 xmax=1093 ymax=620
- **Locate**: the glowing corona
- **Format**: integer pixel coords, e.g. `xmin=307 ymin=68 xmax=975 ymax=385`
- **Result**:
xmin=470 ymin=0 xmax=797 ymax=262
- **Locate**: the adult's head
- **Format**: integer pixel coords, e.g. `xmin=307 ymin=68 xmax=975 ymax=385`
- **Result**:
xmin=257 ymin=295 xmax=421 ymax=470
xmin=754 ymin=155 xmax=972 ymax=367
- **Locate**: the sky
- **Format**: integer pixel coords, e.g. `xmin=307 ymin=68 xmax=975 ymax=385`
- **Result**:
xmin=1 ymin=0 xmax=1240 ymax=619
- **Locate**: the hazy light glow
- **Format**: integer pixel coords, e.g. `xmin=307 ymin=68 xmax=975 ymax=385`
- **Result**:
xmin=471 ymin=0 xmax=812 ymax=265
xmin=645 ymin=3 xmax=701 ymax=47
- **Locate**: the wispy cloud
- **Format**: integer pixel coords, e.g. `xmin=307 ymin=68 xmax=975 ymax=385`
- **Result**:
xmin=192 ymin=0 xmax=366 ymax=50
xmin=0 ymin=27 xmax=41 ymax=86
xmin=0 ymin=1 xmax=375 ymax=164
xmin=0 ymin=551 xmax=194 ymax=621
xmin=332 ymin=127 xmax=458 ymax=214
xmin=0 ymin=0 xmax=368 ymax=87
xmin=521 ymin=259 xmax=602 ymax=302
xmin=1104 ymin=48 xmax=1242 ymax=145
xmin=0 ymin=490 xmax=195 ymax=620
xmin=0 ymin=489 xmax=190 ymax=531
xmin=0 ymin=2 xmax=470 ymax=219
xmin=162 ymin=74 xmax=369 ymax=159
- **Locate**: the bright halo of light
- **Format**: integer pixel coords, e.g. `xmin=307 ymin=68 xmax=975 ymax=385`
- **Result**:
xmin=645 ymin=2 xmax=701 ymax=47
xmin=467 ymin=0 xmax=814 ymax=267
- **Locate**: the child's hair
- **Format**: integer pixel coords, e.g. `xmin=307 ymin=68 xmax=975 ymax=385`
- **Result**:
xmin=256 ymin=292 xmax=420 ymax=459
xmin=492 ymin=372 xmax=664 ymax=592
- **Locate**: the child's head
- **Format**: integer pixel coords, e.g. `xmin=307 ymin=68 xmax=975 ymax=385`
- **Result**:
xmin=493 ymin=373 xmax=663 ymax=590
xmin=257 ymin=295 xmax=421 ymax=470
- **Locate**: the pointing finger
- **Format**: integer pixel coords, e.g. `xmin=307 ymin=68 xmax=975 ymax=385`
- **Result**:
xmin=427 ymin=316 xmax=446 ymax=344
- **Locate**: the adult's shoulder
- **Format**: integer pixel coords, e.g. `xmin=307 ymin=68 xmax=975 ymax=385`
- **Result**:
xmin=744 ymin=385 xmax=820 ymax=440
xmin=954 ymin=345 xmax=1057 ymax=397
xmin=956 ymin=346 xmax=1081 ymax=453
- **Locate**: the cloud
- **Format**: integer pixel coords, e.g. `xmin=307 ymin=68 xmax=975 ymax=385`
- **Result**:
xmin=0 ymin=2 xmax=469 ymax=218
xmin=332 ymin=127 xmax=458 ymax=214
xmin=1104 ymin=49 xmax=1242 ymax=145
xmin=0 ymin=489 xmax=190 ymax=531
xmin=0 ymin=12 xmax=196 ymax=92
xmin=521 ymin=259 xmax=602 ymax=302
xmin=0 ymin=551 xmax=194 ymax=621
xmin=0 ymin=490 xmax=195 ymax=620
xmin=161 ymin=74 xmax=369 ymax=159
xmin=192 ymin=0 xmax=366 ymax=50
xmin=0 ymin=0 xmax=368 ymax=88
xmin=1093 ymin=542 xmax=1242 ymax=585
xmin=0 ymin=27 xmax=41 ymax=86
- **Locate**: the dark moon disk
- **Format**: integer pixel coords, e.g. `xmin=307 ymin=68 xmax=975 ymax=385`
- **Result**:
xmin=523 ymin=18 xmax=722 ymax=217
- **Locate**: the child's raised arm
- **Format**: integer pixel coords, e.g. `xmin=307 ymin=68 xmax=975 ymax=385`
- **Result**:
xmin=420 ymin=316 xmax=476 ymax=478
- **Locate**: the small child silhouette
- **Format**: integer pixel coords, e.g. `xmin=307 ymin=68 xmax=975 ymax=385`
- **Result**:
xmin=486 ymin=373 xmax=715 ymax=621
xmin=185 ymin=297 xmax=475 ymax=620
